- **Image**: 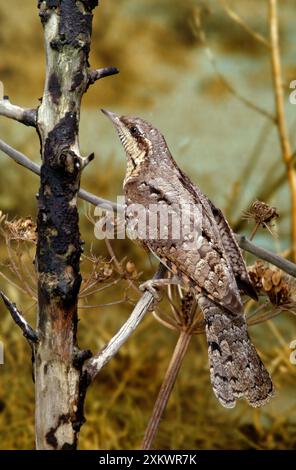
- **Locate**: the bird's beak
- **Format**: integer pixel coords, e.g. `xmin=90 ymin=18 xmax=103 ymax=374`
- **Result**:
xmin=101 ymin=109 xmax=129 ymax=154
xmin=101 ymin=109 xmax=121 ymax=127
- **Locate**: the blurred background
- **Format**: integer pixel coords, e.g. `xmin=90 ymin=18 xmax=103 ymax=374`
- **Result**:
xmin=0 ymin=0 xmax=296 ymax=449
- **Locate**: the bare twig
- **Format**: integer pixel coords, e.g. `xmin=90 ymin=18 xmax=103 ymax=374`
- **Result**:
xmin=269 ymin=0 xmax=296 ymax=261
xmin=78 ymin=297 xmax=127 ymax=309
xmin=88 ymin=66 xmax=119 ymax=87
xmin=85 ymin=263 xmax=167 ymax=381
xmin=0 ymin=271 xmax=30 ymax=296
xmin=0 ymin=97 xmax=36 ymax=127
xmin=0 ymin=290 xmax=38 ymax=343
xmin=0 ymin=139 xmax=40 ymax=175
xmin=141 ymin=330 xmax=192 ymax=450
xmin=80 ymin=188 xmax=120 ymax=212
xmin=1 ymin=137 xmax=296 ymax=278
xmin=0 ymin=138 xmax=119 ymax=211
xmin=104 ymin=238 xmax=141 ymax=294
xmin=219 ymin=0 xmax=270 ymax=48
xmin=79 ymin=278 xmax=120 ymax=298
xmin=236 ymin=235 xmax=296 ymax=277
xmin=249 ymin=222 xmax=260 ymax=241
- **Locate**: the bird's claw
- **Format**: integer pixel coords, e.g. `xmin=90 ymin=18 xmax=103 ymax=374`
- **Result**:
xmin=139 ymin=280 xmax=162 ymax=302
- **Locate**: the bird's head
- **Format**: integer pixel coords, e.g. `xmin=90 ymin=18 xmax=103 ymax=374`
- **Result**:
xmin=102 ymin=109 xmax=168 ymax=182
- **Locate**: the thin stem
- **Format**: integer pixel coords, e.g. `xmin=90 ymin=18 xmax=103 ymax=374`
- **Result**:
xmin=105 ymin=238 xmax=141 ymax=294
xmin=78 ymin=298 xmax=127 ymax=308
xmin=79 ymin=279 xmax=120 ymax=298
xmin=0 ymin=139 xmax=40 ymax=175
xmin=141 ymin=330 xmax=192 ymax=450
xmin=196 ymin=16 xmax=275 ymax=122
xmin=269 ymin=0 xmax=296 ymax=260
xmin=219 ymin=0 xmax=270 ymax=48
xmin=249 ymin=221 xmax=260 ymax=241
xmin=0 ymin=271 xmax=29 ymax=296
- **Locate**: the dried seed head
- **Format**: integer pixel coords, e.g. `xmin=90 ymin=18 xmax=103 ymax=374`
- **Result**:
xmin=248 ymin=260 xmax=296 ymax=306
xmin=96 ymin=262 xmax=113 ymax=281
xmin=243 ymin=200 xmax=279 ymax=234
xmin=3 ymin=216 xmax=37 ymax=243
xmin=152 ymin=282 xmax=205 ymax=334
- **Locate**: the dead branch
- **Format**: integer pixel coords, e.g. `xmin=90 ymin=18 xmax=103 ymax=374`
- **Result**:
xmin=236 ymin=235 xmax=296 ymax=277
xmin=0 ymin=96 xmax=36 ymax=127
xmin=0 ymin=138 xmax=40 ymax=175
xmin=0 ymin=290 xmax=38 ymax=344
xmin=87 ymin=66 xmax=119 ymax=87
xmin=84 ymin=263 xmax=167 ymax=381
xmin=29 ymin=0 xmax=106 ymax=450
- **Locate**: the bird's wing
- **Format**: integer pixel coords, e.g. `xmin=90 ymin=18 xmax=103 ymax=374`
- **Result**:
xmin=144 ymin=173 xmax=243 ymax=315
xmin=205 ymin=199 xmax=258 ymax=300
xmin=175 ymin=168 xmax=257 ymax=300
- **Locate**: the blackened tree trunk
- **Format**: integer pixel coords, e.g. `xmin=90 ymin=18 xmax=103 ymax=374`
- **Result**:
xmin=34 ymin=0 xmax=97 ymax=449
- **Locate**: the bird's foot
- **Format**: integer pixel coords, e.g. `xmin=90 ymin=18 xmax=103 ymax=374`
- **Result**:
xmin=139 ymin=279 xmax=163 ymax=302
xmin=140 ymin=277 xmax=182 ymax=310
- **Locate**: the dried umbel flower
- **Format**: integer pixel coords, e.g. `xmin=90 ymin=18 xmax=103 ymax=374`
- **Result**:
xmin=152 ymin=281 xmax=205 ymax=334
xmin=248 ymin=260 xmax=296 ymax=307
xmin=243 ymin=200 xmax=279 ymax=238
xmin=95 ymin=261 xmax=113 ymax=281
xmin=3 ymin=216 xmax=37 ymax=243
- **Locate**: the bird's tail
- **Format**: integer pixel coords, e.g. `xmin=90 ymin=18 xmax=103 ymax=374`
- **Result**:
xmin=198 ymin=295 xmax=274 ymax=408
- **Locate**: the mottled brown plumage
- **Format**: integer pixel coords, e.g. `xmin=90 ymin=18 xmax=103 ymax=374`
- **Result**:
xmin=102 ymin=109 xmax=274 ymax=408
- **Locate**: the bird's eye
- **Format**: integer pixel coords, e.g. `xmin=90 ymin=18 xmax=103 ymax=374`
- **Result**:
xmin=130 ymin=126 xmax=139 ymax=136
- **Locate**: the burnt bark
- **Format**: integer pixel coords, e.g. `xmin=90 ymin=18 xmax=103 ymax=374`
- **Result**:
xmin=34 ymin=0 xmax=98 ymax=450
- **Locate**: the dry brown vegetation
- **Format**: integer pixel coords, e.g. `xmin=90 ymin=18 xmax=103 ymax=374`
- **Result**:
xmin=0 ymin=0 xmax=296 ymax=450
